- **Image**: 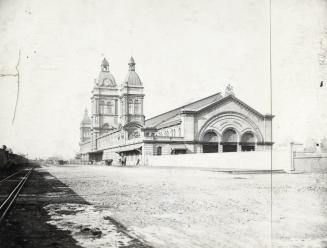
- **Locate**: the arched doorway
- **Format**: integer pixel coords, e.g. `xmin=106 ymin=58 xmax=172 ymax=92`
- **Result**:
xmin=202 ymin=131 xmax=218 ymax=153
xmin=221 ymin=129 xmax=238 ymax=152
xmin=241 ymin=132 xmax=255 ymax=151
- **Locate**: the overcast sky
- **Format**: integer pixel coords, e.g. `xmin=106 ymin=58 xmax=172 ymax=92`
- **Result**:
xmin=0 ymin=0 xmax=326 ymax=158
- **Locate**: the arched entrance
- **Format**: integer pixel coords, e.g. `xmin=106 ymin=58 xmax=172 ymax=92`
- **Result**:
xmin=241 ymin=132 xmax=255 ymax=151
xmin=202 ymin=131 xmax=218 ymax=153
xmin=221 ymin=129 xmax=238 ymax=152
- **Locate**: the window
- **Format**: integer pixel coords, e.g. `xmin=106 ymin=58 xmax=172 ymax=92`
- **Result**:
xmin=99 ymin=101 xmax=105 ymax=114
xmin=107 ymin=101 xmax=113 ymax=114
xmin=134 ymin=99 xmax=140 ymax=114
xmin=221 ymin=129 xmax=238 ymax=143
xmin=157 ymin=147 xmax=162 ymax=156
xmin=203 ymin=131 xmax=218 ymax=142
xmin=128 ymin=99 xmax=134 ymax=114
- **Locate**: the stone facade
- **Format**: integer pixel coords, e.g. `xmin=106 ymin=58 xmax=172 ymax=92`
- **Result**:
xmin=79 ymin=59 xmax=273 ymax=165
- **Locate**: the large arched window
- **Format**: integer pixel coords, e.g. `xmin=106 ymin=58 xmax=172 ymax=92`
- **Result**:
xmin=134 ymin=99 xmax=140 ymax=115
xmin=202 ymin=131 xmax=218 ymax=153
xmin=241 ymin=132 xmax=255 ymax=143
xmin=221 ymin=129 xmax=238 ymax=143
xmin=241 ymin=132 xmax=256 ymax=151
xmin=128 ymin=99 xmax=134 ymax=114
xmin=106 ymin=101 xmax=113 ymax=115
xmin=221 ymin=129 xmax=238 ymax=152
xmin=203 ymin=131 xmax=218 ymax=142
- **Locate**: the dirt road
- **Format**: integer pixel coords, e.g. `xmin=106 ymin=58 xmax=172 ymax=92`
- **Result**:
xmin=44 ymin=164 xmax=327 ymax=248
xmin=1 ymin=164 xmax=327 ymax=248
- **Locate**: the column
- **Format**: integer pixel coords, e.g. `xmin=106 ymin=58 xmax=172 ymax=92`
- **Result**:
xmin=218 ymin=143 xmax=223 ymax=153
xmin=237 ymin=143 xmax=241 ymax=152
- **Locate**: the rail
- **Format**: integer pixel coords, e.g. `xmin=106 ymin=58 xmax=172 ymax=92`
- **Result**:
xmin=0 ymin=169 xmax=25 ymax=184
xmin=0 ymin=168 xmax=33 ymax=223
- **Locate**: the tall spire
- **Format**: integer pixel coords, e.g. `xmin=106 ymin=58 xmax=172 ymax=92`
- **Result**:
xmin=128 ymin=56 xmax=135 ymax=71
xmin=101 ymin=58 xmax=109 ymax=72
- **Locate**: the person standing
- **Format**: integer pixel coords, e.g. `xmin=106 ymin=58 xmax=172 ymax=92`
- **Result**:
xmin=123 ymin=155 xmax=127 ymax=166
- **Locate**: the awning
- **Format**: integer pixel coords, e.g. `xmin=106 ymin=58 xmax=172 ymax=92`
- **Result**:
xmin=113 ymin=145 xmax=142 ymax=153
xmin=88 ymin=150 xmax=103 ymax=155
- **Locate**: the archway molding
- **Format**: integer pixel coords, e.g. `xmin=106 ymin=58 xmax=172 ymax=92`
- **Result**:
xmin=197 ymin=111 xmax=263 ymax=143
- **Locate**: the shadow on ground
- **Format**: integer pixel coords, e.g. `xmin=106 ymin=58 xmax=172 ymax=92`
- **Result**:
xmin=0 ymin=163 xmax=153 ymax=248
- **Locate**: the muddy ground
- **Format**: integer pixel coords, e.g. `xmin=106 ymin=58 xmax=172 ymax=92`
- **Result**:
xmin=1 ymin=164 xmax=327 ymax=248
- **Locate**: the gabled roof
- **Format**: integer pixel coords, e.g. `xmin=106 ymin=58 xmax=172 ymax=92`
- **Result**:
xmin=145 ymin=92 xmax=223 ymax=127
xmin=145 ymin=93 xmax=272 ymax=128
xmin=196 ymin=94 xmax=273 ymax=119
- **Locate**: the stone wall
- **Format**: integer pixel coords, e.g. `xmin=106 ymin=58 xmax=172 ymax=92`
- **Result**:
xmin=145 ymin=151 xmax=290 ymax=171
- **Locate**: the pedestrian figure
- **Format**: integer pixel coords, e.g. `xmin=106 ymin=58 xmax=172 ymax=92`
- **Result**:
xmin=120 ymin=154 xmax=126 ymax=166
xmin=123 ymin=155 xmax=127 ymax=166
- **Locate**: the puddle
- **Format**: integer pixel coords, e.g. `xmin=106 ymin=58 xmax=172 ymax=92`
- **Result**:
xmin=44 ymin=203 xmax=149 ymax=248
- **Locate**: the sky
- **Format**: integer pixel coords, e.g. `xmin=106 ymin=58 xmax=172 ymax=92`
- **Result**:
xmin=0 ymin=0 xmax=326 ymax=159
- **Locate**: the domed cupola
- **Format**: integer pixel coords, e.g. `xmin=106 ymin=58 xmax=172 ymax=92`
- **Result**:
xmin=123 ymin=57 xmax=142 ymax=86
xmin=120 ymin=56 xmax=145 ymax=127
xmin=96 ymin=58 xmax=117 ymax=87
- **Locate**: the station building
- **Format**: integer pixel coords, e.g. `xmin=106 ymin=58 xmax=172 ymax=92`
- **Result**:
xmin=79 ymin=57 xmax=273 ymax=165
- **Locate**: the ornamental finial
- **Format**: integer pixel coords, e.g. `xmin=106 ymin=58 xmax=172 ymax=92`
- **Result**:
xmin=225 ymin=84 xmax=235 ymax=96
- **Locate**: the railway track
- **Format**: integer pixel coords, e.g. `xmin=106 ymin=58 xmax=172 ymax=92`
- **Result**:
xmin=0 ymin=168 xmax=33 ymax=223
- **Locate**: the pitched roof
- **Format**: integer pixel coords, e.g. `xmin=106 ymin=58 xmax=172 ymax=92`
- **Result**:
xmin=145 ymin=92 xmax=223 ymax=127
xmin=145 ymin=93 xmax=272 ymax=128
xmin=196 ymin=94 xmax=272 ymax=119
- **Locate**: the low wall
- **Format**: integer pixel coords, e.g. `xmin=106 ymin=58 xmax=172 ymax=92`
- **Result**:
xmin=145 ymin=151 xmax=290 ymax=171
xmin=293 ymin=153 xmax=327 ymax=172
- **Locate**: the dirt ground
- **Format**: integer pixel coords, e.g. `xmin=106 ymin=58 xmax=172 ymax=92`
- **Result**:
xmin=39 ymin=164 xmax=327 ymax=248
xmin=0 ymin=165 xmax=151 ymax=248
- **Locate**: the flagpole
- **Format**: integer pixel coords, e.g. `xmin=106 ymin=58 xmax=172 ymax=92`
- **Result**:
xmin=269 ymin=0 xmax=273 ymax=245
